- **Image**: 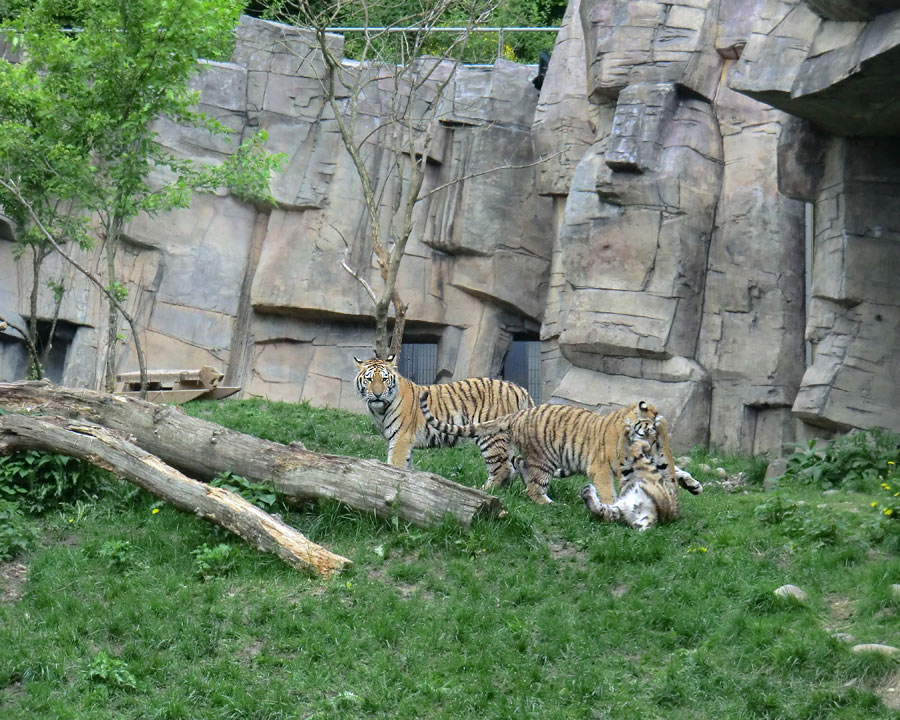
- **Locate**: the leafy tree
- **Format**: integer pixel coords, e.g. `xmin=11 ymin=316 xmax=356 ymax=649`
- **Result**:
xmin=0 ymin=0 xmax=283 ymax=392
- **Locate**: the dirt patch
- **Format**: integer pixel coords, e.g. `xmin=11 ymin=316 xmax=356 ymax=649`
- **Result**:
xmin=0 ymin=560 xmax=28 ymax=603
xmin=878 ymin=669 xmax=900 ymax=710
xmin=826 ymin=594 xmax=855 ymax=623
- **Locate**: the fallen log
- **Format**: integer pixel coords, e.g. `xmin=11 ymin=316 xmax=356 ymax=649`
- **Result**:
xmin=0 ymin=380 xmax=504 ymax=528
xmin=0 ymin=413 xmax=350 ymax=577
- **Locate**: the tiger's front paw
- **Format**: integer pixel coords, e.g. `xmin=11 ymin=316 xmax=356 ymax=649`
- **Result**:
xmin=675 ymin=468 xmax=702 ymax=495
xmin=579 ymin=484 xmax=597 ymax=502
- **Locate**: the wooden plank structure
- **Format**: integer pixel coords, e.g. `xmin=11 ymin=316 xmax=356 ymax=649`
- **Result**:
xmin=115 ymin=365 xmax=239 ymax=403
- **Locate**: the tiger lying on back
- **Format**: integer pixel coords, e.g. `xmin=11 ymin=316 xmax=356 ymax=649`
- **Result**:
xmin=354 ymin=355 xmax=533 ymax=485
xmin=418 ymin=391 xmax=686 ymax=505
xmin=579 ymin=417 xmax=701 ymax=531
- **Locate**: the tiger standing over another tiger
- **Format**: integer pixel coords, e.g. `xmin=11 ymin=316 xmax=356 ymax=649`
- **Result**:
xmin=579 ymin=417 xmax=700 ymax=531
xmin=354 ymin=355 xmax=533 ymax=486
xmin=418 ymin=392 xmax=684 ymax=505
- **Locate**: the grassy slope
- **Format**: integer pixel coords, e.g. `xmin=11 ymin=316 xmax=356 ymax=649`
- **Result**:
xmin=1 ymin=398 xmax=898 ymax=719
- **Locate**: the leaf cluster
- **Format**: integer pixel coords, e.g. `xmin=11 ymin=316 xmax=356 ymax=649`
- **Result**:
xmin=0 ymin=449 xmax=115 ymax=514
xmin=782 ymin=429 xmax=900 ymax=492
xmin=253 ymin=0 xmax=566 ymax=63
xmin=0 ymin=0 xmax=281 ymax=249
xmin=0 ymin=497 xmax=36 ymax=560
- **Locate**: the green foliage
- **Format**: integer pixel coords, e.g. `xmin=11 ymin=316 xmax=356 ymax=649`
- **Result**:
xmin=210 ymin=470 xmax=279 ymax=512
xmin=754 ymin=494 xmax=885 ymax=551
xmin=872 ymin=460 xmax=899 ymax=522
xmin=0 ymin=1 xmax=282 ymax=378
xmin=95 ymin=539 xmax=136 ymax=570
xmin=0 ymin=498 xmax=36 ymax=560
xmin=0 ymin=450 xmax=115 ymax=514
xmin=191 ymin=542 xmax=238 ymax=580
xmin=253 ymin=0 xmax=567 ymax=64
xmin=85 ymin=651 xmax=137 ymax=690
xmin=783 ymin=429 xmax=900 ymax=492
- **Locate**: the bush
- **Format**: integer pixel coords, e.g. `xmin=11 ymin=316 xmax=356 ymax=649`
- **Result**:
xmin=0 ymin=450 xmax=116 ymax=514
xmin=782 ymin=429 xmax=900 ymax=492
xmin=209 ymin=470 xmax=278 ymax=511
xmin=191 ymin=542 xmax=237 ymax=579
xmin=0 ymin=499 xmax=37 ymax=560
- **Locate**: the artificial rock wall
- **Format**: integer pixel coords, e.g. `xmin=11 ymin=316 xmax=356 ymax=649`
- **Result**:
xmin=1 ymin=2 xmax=898 ymax=452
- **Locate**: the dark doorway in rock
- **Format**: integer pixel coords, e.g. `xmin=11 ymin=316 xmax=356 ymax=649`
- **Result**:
xmin=398 ymin=341 xmax=438 ymax=386
xmin=502 ymin=335 xmax=541 ymax=402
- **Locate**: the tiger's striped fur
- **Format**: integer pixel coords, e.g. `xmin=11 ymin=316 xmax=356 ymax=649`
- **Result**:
xmin=418 ymin=391 xmax=677 ymax=505
xmin=354 ymin=355 xmax=533 ymax=486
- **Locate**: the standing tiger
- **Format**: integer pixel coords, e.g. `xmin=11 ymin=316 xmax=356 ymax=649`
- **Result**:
xmin=418 ymin=391 xmax=684 ymax=505
xmin=579 ymin=417 xmax=701 ymax=531
xmin=354 ymin=355 xmax=533 ymax=485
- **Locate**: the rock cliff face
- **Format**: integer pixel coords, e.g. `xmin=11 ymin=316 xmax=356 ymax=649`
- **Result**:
xmin=1 ymin=3 xmax=898 ymax=451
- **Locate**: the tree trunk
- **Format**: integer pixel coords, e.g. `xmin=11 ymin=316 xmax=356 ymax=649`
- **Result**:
xmin=0 ymin=381 xmax=504 ymax=528
xmin=0 ymin=413 xmax=350 ymax=577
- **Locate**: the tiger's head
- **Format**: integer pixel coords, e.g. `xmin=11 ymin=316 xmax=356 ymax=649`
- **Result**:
xmin=354 ymin=355 xmax=400 ymax=408
xmin=625 ymin=401 xmax=662 ymax=447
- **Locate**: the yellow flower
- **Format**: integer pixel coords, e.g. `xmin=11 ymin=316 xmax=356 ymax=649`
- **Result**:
xmin=889 ymin=461 xmax=895 ymax=465
xmin=151 ymin=508 xmax=159 ymax=514
xmin=885 ymin=508 xmax=894 ymax=516
xmin=882 ymin=483 xmax=892 ymax=491
xmin=872 ymin=501 xmax=879 ymax=507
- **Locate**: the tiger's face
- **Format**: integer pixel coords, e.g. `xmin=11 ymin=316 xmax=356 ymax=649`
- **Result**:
xmin=354 ymin=355 xmax=399 ymax=407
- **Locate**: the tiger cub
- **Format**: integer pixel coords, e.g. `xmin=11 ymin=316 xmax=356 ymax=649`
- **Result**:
xmin=418 ymin=391 xmax=677 ymax=505
xmin=579 ymin=417 xmax=696 ymax=531
xmin=354 ymin=355 xmax=533 ymax=486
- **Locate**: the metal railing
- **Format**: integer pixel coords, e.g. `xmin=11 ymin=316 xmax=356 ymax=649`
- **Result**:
xmin=325 ymin=26 xmax=560 ymax=61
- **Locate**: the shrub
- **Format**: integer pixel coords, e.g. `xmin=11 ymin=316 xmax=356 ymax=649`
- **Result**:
xmin=209 ymin=470 xmax=278 ymax=512
xmin=0 ymin=450 xmax=115 ymax=514
xmin=0 ymin=499 xmax=36 ymax=560
xmin=191 ymin=542 xmax=237 ymax=579
xmin=782 ymin=429 xmax=900 ymax=492
xmin=85 ymin=651 xmax=137 ymax=690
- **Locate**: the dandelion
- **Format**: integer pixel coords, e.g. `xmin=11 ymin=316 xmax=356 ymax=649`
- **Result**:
xmin=872 ymin=501 xmax=878 ymax=507
xmin=889 ymin=461 xmax=895 ymax=465
xmin=69 ymin=518 xmax=74 ymax=523
xmin=151 ymin=508 xmax=159 ymax=515
xmin=885 ymin=508 xmax=894 ymax=516
xmin=882 ymin=483 xmax=892 ymax=491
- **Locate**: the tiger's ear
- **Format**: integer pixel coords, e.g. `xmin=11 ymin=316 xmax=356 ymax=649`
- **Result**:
xmin=353 ymin=356 xmax=365 ymax=368
xmin=386 ymin=353 xmax=398 ymax=367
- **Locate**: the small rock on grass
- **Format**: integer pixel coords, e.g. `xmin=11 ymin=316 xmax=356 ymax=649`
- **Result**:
xmin=774 ymin=584 xmax=808 ymax=602
xmin=851 ymin=643 xmax=899 ymax=656
xmin=831 ymin=632 xmax=856 ymax=644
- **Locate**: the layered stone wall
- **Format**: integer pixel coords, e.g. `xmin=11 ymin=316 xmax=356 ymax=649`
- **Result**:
xmin=1 ymin=3 xmax=898 ymax=452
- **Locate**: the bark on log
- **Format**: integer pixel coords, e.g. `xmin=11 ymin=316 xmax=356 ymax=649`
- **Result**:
xmin=0 ymin=381 xmax=504 ymax=528
xmin=0 ymin=413 xmax=351 ymax=578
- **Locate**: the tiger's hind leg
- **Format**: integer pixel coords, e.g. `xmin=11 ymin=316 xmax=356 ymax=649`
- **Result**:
xmin=477 ymin=433 xmax=512 ymax=491
xmin=579 ymin=484 xmax=622 ymax=523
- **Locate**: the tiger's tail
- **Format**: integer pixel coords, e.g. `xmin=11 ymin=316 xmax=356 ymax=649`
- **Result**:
xmin=418 ymin=389 xmax=514 ymax=438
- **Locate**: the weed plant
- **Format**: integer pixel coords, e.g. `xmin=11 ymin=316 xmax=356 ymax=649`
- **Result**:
xmin=0 ymin=399 xmax=897 ymax=719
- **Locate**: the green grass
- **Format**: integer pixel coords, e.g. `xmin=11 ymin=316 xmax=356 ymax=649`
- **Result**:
xmin=1 ymin=398 xmax=899 ymax=719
